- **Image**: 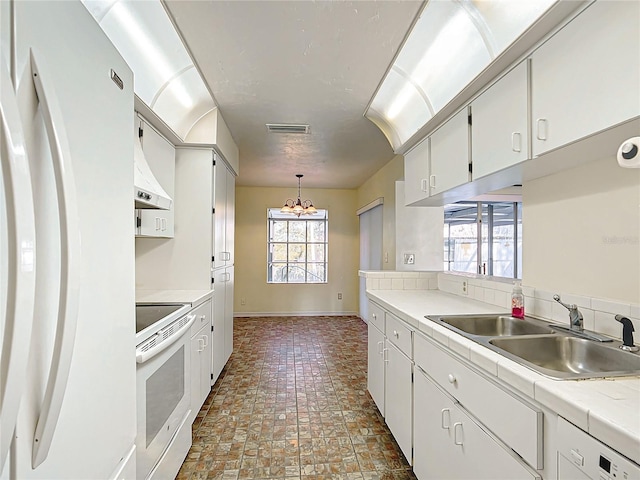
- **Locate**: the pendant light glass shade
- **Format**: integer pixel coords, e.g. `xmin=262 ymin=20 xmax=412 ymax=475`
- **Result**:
xmin=281 ymin=175 xmax=318 ymax=217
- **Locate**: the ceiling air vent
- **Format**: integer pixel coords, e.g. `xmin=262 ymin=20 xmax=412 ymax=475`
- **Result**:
xmin=266 ymin=123 xmax=310 ymax=134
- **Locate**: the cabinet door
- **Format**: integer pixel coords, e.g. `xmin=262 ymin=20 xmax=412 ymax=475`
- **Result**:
xmin=367 ymin=323 xmax=385 ymax=416
xmin=224 ymin=266 xmax=234 ymax=363
xmin=225 ymin=168 xmax=235 ymax=264
xmin=190 ymin=323 xmax=211 ymax=424
xmin=136 ymin=209 xmax=174 ymax=238
xmin=531 ymin=1 xmax=640 ymax=157
xmin=212 ymin=272 xmax=226 ymax=383
xmin=472 ymin=61 xmax=528 ymax=179
xmin=451 ymin=403 xmax=540 ymax=480
xmin=213 ymin=158 xmax=227 ymax=270
xmin=138 ymin=118 xmax=175 ymax=237
xmin=404 ymin=138 xmax=430 ymax=205
xmin=384 ymin=341 xmax=412 ymax=464
xmin=430 ymin=108 xmax=470 ymax=195
xmin=414 ymin=368 xmax=540 ymax=480
xmin=414 ymin=366 xmax=456 ymax=480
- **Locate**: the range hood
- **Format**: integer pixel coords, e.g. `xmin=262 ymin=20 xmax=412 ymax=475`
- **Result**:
xmin=134 ymin=130 xmax=172 ymax=210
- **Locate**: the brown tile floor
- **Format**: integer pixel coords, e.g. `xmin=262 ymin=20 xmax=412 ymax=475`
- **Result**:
xmin=177 ymin=316 xmax=416 ymax=480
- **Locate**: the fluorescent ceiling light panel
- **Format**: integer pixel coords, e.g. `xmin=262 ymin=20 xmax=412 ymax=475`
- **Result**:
xmin=366 ymin=0 xmax=556 ymax=152
xmin=81 ymin=0 xmax=215 ymax=140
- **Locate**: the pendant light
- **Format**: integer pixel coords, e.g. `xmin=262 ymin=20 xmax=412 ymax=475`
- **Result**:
xmin=281 ymin=174 xmax=317 ymax=217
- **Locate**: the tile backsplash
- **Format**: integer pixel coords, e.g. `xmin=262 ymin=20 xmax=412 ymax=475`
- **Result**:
xmin=360 ymin=270 xmax=640 ymax=342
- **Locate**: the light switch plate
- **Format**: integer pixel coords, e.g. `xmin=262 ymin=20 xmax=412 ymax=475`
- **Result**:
xmin=403 ymin=253 xmax=415 ymax=265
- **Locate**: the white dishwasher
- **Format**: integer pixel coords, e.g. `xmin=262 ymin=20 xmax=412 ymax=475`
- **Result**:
xmin=557 ymin=417 xmax=639 ymax=480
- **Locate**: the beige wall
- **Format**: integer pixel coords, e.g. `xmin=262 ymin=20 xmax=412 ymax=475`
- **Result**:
xmin=523 ymin=155 xmax=640 ymax=303
xmin=234 ymin=186 xmax=359 ymax=315
xmin=357 ymin=154 xmax=404 ymax=270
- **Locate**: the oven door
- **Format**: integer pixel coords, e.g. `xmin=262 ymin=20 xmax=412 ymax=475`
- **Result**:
xmin=136 ymin=328 xmax=192 ymax=480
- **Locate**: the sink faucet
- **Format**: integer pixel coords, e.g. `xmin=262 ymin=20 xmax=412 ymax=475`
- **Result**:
xmin=615 ymin=315 xmax=639 ymax=352
xmin=553 ymin=295 xmax=583 ymax=331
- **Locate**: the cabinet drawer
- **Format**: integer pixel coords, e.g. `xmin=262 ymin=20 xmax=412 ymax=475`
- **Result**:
xmin=385 ymin=312 xmax=412 ymax=359
xmin=415 ymin=333 xmax=543 ymax=469
xmin=368 ymin=301 xmax=385 ymax=332
xmin=190 ymin=299 xmax=211 ymax=336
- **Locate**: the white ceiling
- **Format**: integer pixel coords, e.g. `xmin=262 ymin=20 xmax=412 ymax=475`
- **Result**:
xmin=164 ymin=0 xmax=423 ymax=189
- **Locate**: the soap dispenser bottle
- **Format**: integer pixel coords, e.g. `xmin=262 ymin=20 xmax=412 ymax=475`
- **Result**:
xmin=511 ymin=282 xmax=525 ymax=318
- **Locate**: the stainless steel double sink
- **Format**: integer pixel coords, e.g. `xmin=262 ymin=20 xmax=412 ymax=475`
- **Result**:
xmin=426 ymin=314 xmax=640 ymax=380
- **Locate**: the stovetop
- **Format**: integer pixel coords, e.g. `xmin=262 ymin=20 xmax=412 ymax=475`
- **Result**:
xmin=135 ymin=303 xmax=188 ymax=334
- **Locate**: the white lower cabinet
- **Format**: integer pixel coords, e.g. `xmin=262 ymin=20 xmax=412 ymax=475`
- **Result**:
xmin=414 ymin=367 xmax=540 ymax=480
xmin=212 ymin=266 xmax=234 ymax=382
xmin=189 ymin=300 xmax=213 ymax=424
xmin=384 ymin=340 xmax=412 ymax=464
xmin=367 ymin=322 xmax=385 ymax=415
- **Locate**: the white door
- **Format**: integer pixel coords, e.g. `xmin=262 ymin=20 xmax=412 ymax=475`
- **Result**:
xmin=358 ymin=204 xmax=383 ymax=320
xmin=8 ymin=1 xmax=136 ymax=478
xmin=212 ymin=270 xmax=226 ymax=383
xmin=384 ymin=341 xmax=412 ymax=464
xmin=367 ymin=323 xmax=385 ymax=416
xmin=213 ymin=158 xmax=227 ymax=270
xmin=531 ymin=1 xmax=640 ymax=157
xmin=414 ymin=367 xmax=540 ymax=480
xmin=404 ymin=138 xmax=430 ymax=205
xmin=430 ymin=108 xmax=470 ymax=195
xmin=224 ymin=266 xmax=234 ymax=362
xmin=472 ymin=61 xmax=529 ymax=179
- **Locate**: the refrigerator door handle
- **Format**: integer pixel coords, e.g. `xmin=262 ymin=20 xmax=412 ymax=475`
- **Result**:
xmin=29 ymin=49 xmax=82 ymax=469
xmin=0 ymin=55 xmax=37 ymax=472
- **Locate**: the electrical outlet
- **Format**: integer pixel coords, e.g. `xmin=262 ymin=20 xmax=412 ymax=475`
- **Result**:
xmin=241 ymin=298 xmax=246 ymax=305
xmin=403 ymin=253 xmax=415 ymax=265
xmin=462 ymin=281 xmax=468 ymax=295
xmin=384 ymin=252 xmax=389 ymax=263
xmin=337 ymin=292 xmax=343 ymax=300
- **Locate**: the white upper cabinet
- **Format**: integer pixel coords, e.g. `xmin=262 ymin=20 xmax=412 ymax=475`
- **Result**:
xmin=429 ymin=108 xmax=470 ymax=196
xmin=472 ymin=61 xmax=529 ymax=180
xmin=136 ymin=118 xmax=175 ymax=238
xmin=404 ymin=138 xmax=430 ymax=206
xmin=531 ymin=0 xmax=640 ymax=157
xmin=213 ymin=157 xmax=235 ymax=270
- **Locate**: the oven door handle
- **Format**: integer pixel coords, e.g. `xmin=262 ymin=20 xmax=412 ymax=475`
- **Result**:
xmin=136 ymin=314 xmax=196 ymax=364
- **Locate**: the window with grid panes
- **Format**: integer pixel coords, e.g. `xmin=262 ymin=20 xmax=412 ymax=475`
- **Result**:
xmin=267 ymin=208 xmax=328 ymax=283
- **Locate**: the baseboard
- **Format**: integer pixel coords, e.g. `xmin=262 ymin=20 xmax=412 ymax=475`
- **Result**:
xmin=234 ymin=311 xmax=360 ymax=318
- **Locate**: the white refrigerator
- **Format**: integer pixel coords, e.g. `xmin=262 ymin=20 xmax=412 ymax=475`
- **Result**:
xmin=1 ymin=1 xmax=137 ymax=479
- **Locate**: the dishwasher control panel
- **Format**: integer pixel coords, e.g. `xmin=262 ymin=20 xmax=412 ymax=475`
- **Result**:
xmin=557 ymin=417 xmax=639 ymax=480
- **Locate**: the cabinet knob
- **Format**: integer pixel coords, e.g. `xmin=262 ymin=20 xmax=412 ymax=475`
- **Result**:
xmin=448 ymin=373 xmax=456 ymax=384
xmin=393 ymin=330 xmax=399 ymax=338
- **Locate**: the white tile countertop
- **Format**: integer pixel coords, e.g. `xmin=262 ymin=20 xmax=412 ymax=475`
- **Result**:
xmin=136 ymin=289 xmax=213 ymax=308
xmin=367 ymin=289 xmax=640 ymax=464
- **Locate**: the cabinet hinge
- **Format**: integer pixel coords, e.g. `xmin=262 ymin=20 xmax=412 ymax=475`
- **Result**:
xmin=211 ymin=373 xmax=214 ymax=380
xmin=211 ymin=277 xmax=215 ymax=284
xmin=136 ymin=216 xmax=141 ymax=228
xmin=468 ymin=163 xmax=473 ymax=174
xmin=411 ymin=372 xmax=414 ymax=383
xmin=138 ymin=127 xmax=143 ymax=138
xmin=468 ymin=114 xmax=472 ymax=126
xmin=212 ymin=208 xmax=215 ymax=214
xmin=212 ymin=256 xmax=215 ymax=262
xmin=213 ymin=158 xmax=216 ymax=166
xmin=211 ymin=325 xmax=214 ymax=332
